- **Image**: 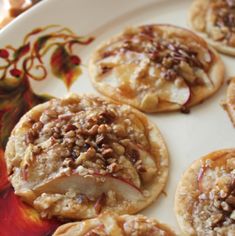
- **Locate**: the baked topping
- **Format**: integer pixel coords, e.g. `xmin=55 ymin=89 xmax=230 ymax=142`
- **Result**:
xmin=121 ymin=215 xmax=174 ymax=236
xmin=192 ymin=0 xmax=235 ymax=46
xmin=6 ymin=94 xmax=168 ymax=219
xmin=21 ymin=96 xmax=152 ymax=185
xmin=52 ymin=213 xmax=176 ymax=236
xmin=193 ymin=153 xmax=235 ymax=234
xmin=93 ymin=25 xmax=214 ymax=108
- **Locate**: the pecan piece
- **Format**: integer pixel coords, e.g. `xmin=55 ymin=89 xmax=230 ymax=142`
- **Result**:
xmin=44 ymin=109 xmax=58 ymax=118
xmin=64 ymin=124 xmax=77 ymax=132
xmin=32 ymin=121 xmax=43 ymax=131
xmin=127 ymin=148 xmax=139 ymax=164
xmin=98 ymin=111 xmax=116 ymax=124
xmin=226 ymin=195 xmax=235 ymax=207
xmin=86 ymin=147 xmax=96 ymax=159
xmin=96 ymin=134 xmax=108 ymax=147
xmin=102 ymin=148 xmax=114 ymax=158
xmin=88 ymin=124 xmax=99 ymax=136
xmin=25 ymin=129 xmax=38 ymax=144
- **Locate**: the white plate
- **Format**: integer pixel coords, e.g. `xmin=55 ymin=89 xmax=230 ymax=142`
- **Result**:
xmin=1 ymin=0 xmax=235 ymax=233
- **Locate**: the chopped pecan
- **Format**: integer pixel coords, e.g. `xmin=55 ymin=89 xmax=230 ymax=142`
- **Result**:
xmin=98 ymin=124 xmax=109 ymax=134
xmin=86 ymin=147 xmax=96 ymax=159
xmin=58 ymin=113 xmax=73 ymax=121
xmin=75 ymin=136 xmax=85 ymax=147
xmin=127 ymin=148 xmax=139 ymax=164
xmin=52 ymin=132 xmax=62 ymax=139
xmin=88 ymin=125 xmax=99 ymax=136
xmin=32 ymin=121 xmax=43 ymax=131
xmin=226 ymin=195 xmax=235 ymax=207
xmin=100 ymin=66 xmax=112 ymax=75
xmin=112 ymin=142 xmax=125 ymax=155
xmin=62 ymin=158 xmax=74 ymax=168
xmin=25 ymin=129 xmax=38 ymax=144
xmin=160 ymin=69 xmax=177 ymax=80
xmin=96 ymin=134 xmax=108 ymax=146
xmin=64 ymin=124 xmax=77 ymax=132
xmin=98 ymin=110 xmax=116 ymax=124
xmin=44 ymin=109 xmax=58 ymax=118
xmin=64 ymin=130 xmax=76 ymax=138
xmin=107 ymin=163 xmax=119 ymax=173
xmin=210 ymin=213 xmax=224 ymax=228
xmin=32 ymin=145 xmax=42 ymax=155
xmin=102 ymin=148 xmax=114 ymax=158
xmin=112 ymin=124 xmax=126 ymax=137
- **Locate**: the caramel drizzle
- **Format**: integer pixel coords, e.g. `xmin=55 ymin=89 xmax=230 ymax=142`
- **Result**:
xmin=100 ymin=26 xmax=212 ymax=78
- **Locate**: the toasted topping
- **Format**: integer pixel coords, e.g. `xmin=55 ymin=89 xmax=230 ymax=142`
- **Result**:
xmin=192 ymin=0 xmax=235 ymax=47
xmin=52 ymin=213 xmax=176 ymax=236
xmin=193 ymin=152 xmax=235 ymax=234
xmin=5 ymin=94 xmax=168 ymax=220
xmin=91 ymin=25 xmax=217 ymax=111
xmin=22 ymin=96 xmax=153 ymax=186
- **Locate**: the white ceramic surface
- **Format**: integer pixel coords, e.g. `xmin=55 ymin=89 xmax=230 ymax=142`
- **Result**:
xmin=1 ymin=0 xmax=235 ymax=233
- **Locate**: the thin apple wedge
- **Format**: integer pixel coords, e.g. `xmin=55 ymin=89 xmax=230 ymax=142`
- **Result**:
xmin=138 ymin=149 xmax=157 ymax=182
xmin=125 ymin=142 xmax=157 ymax=182
xmin=195 ymin=68 xmax=214 ymax=88
xmin=33 ymin=173 xmax=143 ymax=202
xmin=155 ymin=78 xmax=190 ymax=105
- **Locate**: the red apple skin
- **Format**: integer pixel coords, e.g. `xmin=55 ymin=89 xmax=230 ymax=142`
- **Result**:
xmin=182 ymin=85 xmax=192 ymax=106
xmin=32 ymin=172 xmax=143 ymax=203
xmin=93 ymin=172 xmax=143 ymax=194
xmin=197 ymin=165 xmax=208 ymax=193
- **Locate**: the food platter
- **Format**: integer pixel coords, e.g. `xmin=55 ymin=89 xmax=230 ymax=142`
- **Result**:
xmin=0 ymin=0 xmax=235 ymax=235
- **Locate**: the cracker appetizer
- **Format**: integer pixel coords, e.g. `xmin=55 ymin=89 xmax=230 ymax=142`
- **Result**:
xmin=5 ymin=94 xmax=168 ymax=220
xmin=53 ymin=212 xmax=176 ymax=236
xmin=89 ymin=24 xmax=224 ymax=112
xmin=222 ymin=77 xmax=235 ymax=126
xmin=189 ymin=0 xmax=235 ymax=56
xmin=175 ymin=149 xmax=235 ymax=235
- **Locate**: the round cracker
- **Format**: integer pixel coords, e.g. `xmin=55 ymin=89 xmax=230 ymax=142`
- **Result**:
xmin=89 ymin=24 xmax=224 ymax=113
xmin=175 ymin=149 xmax=235 ymax=235
xmin=5 ymin=94 xmax=168 ymax=220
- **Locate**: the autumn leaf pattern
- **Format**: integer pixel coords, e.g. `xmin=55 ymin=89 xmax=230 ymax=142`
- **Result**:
xmin=50 ymin=45 xmax=82 ymax=89
xmin=0 ymin=25 xmax=94 ymax=236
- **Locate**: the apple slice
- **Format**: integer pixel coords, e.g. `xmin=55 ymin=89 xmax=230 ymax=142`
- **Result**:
xmin=33 ymin=173 xmax=143 ymax=202
xmin=195 ymin=68 xmax=214 ymax=88
xmin=197 ymin=166 xmax=221 ymax=193
xmin=138 ymin=149 xmax=157 ymax=182
xmin=127 ymin=142 xmax=157 ymax=182
xmin=198 ymin=162 xmax=233 ymax=194
xmin=155 ymin=78 xmax=190 ymax=105
xmin=116 ymin=156 xmax=141 ymax=188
